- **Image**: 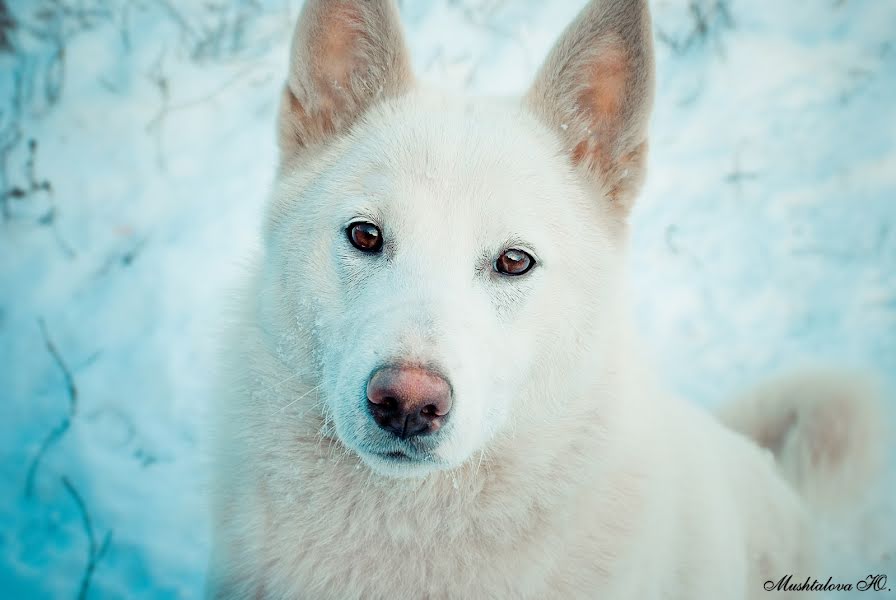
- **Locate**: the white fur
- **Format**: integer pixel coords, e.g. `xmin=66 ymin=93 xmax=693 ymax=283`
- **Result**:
xmin=208 ymin=1 xmax=885 ymax=598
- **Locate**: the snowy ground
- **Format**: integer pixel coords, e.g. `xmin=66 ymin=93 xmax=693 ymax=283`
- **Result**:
xmin=1 ymin=0 xmax=894 ymax=598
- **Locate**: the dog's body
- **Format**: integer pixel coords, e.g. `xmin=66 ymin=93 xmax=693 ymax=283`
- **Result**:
xmin=208 ymin=1 xmax=884 ymax=598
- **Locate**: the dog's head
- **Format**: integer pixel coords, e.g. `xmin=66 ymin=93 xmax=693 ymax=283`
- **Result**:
xmin=260 ymin=0 xmax=654 ymax=477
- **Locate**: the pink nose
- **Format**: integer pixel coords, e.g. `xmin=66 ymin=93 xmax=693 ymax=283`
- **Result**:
xmin=366 ymin=365 xmax=453 ymax=439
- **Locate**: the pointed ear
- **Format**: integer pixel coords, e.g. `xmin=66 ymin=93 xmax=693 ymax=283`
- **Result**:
xmin=278 ymin=0 xmax=413 ymax=161
xmin=525 ymin=0 xmax=654 ymax=215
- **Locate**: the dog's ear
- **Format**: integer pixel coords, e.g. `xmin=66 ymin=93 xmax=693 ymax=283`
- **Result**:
xmin=526 ymin=0 xmax=654 ymax=215
xmin=278 ymin=0 xmax=412 ymax=161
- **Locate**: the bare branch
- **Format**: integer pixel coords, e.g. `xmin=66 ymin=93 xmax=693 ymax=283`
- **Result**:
xmin=61 ymin=476 xmax=113 ymax=600
xmin=25 ymin=318 xmax=78 ymax=496
xmin=38 ymin=316 xmax=77 ymax=406
xmin=0 ymin=0 xmax=15 ymax=53
xmin=656 ymin=0 xmax=734 ymax=57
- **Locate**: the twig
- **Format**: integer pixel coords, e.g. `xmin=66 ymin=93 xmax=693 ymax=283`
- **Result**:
xmin=38 ymin=317 xmax=76 ymax=404
xmin=25 ymin=417 xmax=71 ymax=497
xmin=656 ymin=0 xmax=733 ymax=56
xmin=153 ymin=0 xmax=198 ymax=44
xmin=145 ymin=48 xmax=171 ymax=170
xmin=61 ymin=476 xmax=113 ymax=600
xmin=95 ymin=236 xmax=149 ymax=276
xmin=724 ymin=144 xmax=759 ymax=199
xmin=0 ymin=0 xmax=15 ymax=53
xmin=24 ymin=139 xmax=52 ymax=195
xmin=25 ymin=318 xmax=78 ymax=496
xmin=147 ymin=62 xmax=260 ymax=129
xmin=145 ymin=59 xmax=261 ymax=169
xmin=0 ymin=122 xmax=21 ymax=220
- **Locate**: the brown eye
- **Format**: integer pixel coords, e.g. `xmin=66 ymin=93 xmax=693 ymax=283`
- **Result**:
xmin=495 ymin=249 xmax=534 ymax=276
xmin=348 ymin=222 xmax=383 ymax=253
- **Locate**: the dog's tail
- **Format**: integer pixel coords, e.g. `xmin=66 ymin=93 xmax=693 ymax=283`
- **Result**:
xmin=718 ymin=369 xmax=887 ymax=512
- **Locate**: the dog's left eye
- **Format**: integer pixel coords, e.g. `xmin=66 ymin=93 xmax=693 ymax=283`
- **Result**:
xmin=495 ymin=249 xmax=535 ymax=276
xmin=347 ymin=222 xmax=383 ymax=253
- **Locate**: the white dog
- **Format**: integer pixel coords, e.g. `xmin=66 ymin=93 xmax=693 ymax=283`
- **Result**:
xmin=208 ymin=0 xmax=885 ymax=597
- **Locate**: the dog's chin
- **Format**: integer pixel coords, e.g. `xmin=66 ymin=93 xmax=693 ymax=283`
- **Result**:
xmin=356 ymin=448 xmax=445 ymax=479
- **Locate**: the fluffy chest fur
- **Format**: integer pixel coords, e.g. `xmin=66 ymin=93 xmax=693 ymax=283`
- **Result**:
xmin=210 ymin=321 xmax=813 ymax=600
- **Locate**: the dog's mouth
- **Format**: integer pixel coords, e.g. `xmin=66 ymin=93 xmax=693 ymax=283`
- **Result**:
xmin=370 ymin=448 xmax=431 ymax=463
xmin=358 ymin=444 xmax=443 ymax=470
xmin=380 ymin=450 xmax=412 ymax=461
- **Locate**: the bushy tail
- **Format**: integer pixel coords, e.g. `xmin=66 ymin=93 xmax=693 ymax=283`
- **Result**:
xmin=718 ymin=369 xmax=888 ymax=512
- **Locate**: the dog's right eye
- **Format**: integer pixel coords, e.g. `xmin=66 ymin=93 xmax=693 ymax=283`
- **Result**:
xmin=495 ymin=248 xmax=535 ymax=276
xmin=347 ymin=222 xmax=383 ymax=253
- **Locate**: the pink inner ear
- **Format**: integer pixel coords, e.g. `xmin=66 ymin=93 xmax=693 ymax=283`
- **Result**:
xmin=587 ymin=47 xmax=628 ymax=124
xmin=313 ymin=4 xmax=363 ymax=92
xmin=572 ymin=44 xmax=630 ymax=168
xmin=278 ymin=0 xmax=413 ymax=161
xmin=280 ymin=3 xmax=368 ymax=155
xmin=285 ymin=86 xmax=334 ymax=144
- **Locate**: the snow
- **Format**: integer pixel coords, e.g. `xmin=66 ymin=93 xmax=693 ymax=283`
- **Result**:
xmin=1 ymin=0 xmax=893 ymax=597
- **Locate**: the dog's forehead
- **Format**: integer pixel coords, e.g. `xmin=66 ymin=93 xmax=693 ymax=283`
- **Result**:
xmin=350 ymin=93 xmax=576 ymax=217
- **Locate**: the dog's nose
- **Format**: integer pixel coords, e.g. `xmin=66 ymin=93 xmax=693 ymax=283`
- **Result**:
xmin=366 ymin=365 xmax=452 ymax=439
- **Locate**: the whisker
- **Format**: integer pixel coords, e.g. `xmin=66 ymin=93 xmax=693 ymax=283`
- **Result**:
xmin=276 ymin=383 xmax=323 ymax=414
xmin=257 ymin=370 xmax=304 ymax=397
xmin=474 ymin=448 xmax=485 ymax=479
